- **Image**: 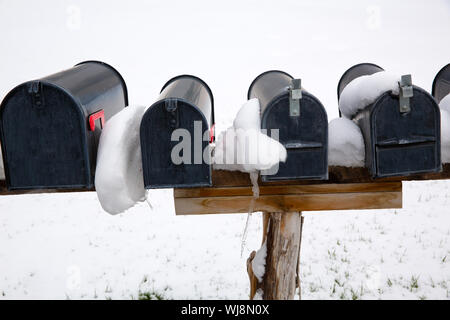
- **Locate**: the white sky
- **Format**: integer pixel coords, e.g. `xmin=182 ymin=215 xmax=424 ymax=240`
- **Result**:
xmin=0 ymin=0 xmax=449 ymax=130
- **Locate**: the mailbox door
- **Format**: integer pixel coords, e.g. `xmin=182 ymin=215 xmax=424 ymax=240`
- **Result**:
xmin=261 ymin=92 xmax=328 ymax=181
xmin=0 ymin=82 xmax=90 ymax=189
xmin=372 ymin=88 xmax=441 ymax=177
xmin=141 ymin=99 xmax=212 ymax=188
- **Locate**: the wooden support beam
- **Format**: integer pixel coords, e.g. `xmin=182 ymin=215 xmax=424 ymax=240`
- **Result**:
xmin=248 ymin=212 xmax=303 ymax=300
xmin=175 ymin=190 xmax=402 ymax=215
xmin=263 ymin=212 xmax=303 ymax=300
xmin=174 ymin=177 xmax=402 ymax=215
xmin=172 ymin=164 xmax=450 ymax=215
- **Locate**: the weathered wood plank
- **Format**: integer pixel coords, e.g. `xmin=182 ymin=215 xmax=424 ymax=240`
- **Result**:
xmin=174 ymin=182 xmax=401 ymax=198
xmin=174 ymin=191 xmax=402 ymax=215
xmin=171 ymin=164 xmax=450 ymax=215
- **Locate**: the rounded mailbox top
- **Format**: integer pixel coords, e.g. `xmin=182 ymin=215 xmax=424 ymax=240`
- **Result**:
xmin=432 ymin=63 xmax=450 ymax=103
xmin=247 ymin=70 xmax=294 ymax=100
xmin=75 ymin=60 xmax=129 ymax=106
xmin=337 ymin=63 xmax=384 ymax=100
xmin=161 ymin=75 xmax=214 ymax=109
xmin=160 ymin=74 xmax=214 ymax=126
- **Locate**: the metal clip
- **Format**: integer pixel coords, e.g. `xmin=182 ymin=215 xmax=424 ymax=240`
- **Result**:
xmin=29 ymin=81 xmax=44 ymax=108
xmin=399 ymin=74 xmax=413 ymax=113
xmin=289 ymin=78 xmax=302 ymax=117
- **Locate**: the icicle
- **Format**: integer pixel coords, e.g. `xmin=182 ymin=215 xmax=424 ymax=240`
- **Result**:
xmin=240 ymin=171 xmax=260 ymax=256
xmin=145 ymin=197 xmax=153 ymax=210
xmin=249 ymin=171 xmax=260 ymax=198
xmin=240 ymin=213 xmax=252 ymax=257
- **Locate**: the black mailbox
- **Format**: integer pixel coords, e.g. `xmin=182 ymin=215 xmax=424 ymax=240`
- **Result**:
xmin=140 ymin=75 xmax=214 ymax=189
xmin=248 ymin=70 xmax=328 ymax=181
xmin=0 ymin=61 xmax=128 ymax=190
xmin=338 ymin=63 xmax=441 ymax=178
xmin=432 ymin=63 xmax=450 ymax=103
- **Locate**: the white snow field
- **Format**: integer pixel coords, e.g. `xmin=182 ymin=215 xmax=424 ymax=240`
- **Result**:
xmin=0 ymin=0 xmax=450 ymax=299
xmin=1 ymin=182 xmax=450 ymax=300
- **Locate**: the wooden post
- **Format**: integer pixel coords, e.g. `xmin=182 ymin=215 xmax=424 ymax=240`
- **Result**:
xmin=248 ymin=211 xmax=304 ymax=300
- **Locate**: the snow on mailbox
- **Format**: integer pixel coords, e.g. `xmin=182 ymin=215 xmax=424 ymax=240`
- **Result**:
xmin=338 ymin=63 xmax=441 ymax=178
xmin=248 ymin=70 xmax=328 ymax=181
xmin=0 ymin=61 xmax=128 ymax=190
xmin=432 ymin=64 xmax=450 ymax=104
xmin=140 ymin=75 xmax=214 ymax=189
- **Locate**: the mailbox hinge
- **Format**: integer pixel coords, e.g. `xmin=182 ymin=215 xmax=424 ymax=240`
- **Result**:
xmin=398 ymin=74 xmax=413 ymax=113
xmin=165 ymin=98 xmax=179 ymax=128
xmin=29 ymin=81 xmax=44 ymax=108
xmin=289 ymin=79 xmax=302 ymax=117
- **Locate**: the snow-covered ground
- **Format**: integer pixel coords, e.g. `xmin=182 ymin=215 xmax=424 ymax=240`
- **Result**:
xmin=1 ymin=182 xmax=450 ymax=300
xmin=1 ymin=0 xmax=450 ymax=299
